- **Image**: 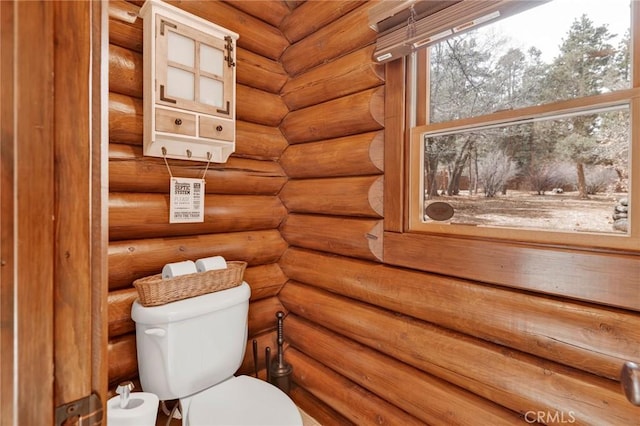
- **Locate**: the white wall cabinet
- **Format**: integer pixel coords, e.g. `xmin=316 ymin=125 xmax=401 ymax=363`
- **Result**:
xmin=140 ymin=0 xmax=238 ymax=163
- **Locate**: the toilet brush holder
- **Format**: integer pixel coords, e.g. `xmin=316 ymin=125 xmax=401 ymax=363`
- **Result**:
xmin=268 ymin=311 xmax=293 ymax=394
xmin=269 ymin=360 xmax=293 ymax=394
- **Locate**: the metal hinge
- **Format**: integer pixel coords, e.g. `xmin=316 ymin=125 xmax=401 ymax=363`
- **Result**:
xmin=224 ymin=35 xmax=236 ymax=68
xmin=55 ymin=393 xmax=103 ymax=426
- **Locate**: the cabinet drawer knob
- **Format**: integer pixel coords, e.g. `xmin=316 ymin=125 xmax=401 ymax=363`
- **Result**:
xmin=216 ymin=125 xmax=223 ymax=132
xmin=174 ymin=118 xmax=182 ymax=125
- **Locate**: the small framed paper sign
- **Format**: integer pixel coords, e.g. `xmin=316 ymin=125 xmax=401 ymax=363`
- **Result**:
xmin=169 ymin=177 xmax=205 ymax=223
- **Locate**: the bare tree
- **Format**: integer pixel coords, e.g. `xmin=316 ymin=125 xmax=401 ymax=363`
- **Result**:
xmin=526 ymin=163 xmax=564 ymax=195
xmin=478 ymin=151 xmax=518 ymax=197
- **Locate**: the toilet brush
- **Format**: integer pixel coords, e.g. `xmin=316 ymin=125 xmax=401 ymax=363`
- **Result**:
xmin=269 ymin=311 xmax=293 ymax=394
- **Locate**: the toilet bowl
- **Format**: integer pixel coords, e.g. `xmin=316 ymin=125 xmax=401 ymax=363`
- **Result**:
xmin=184 ymin=376 xmax=301 ymax=425
xmin=131 ymin=282 xmax=302 ymax=426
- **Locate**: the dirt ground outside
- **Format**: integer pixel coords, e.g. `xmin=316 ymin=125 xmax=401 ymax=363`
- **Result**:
xmin=426 ymin=190 xmax=628 ymax=234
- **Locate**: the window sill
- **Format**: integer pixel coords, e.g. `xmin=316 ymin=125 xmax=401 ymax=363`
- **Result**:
xmin=383 ymin=230 xmax=640 ymax=311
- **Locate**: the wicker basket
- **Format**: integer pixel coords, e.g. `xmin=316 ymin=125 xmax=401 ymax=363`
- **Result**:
xmin=133 ymin=261 xmax=247 ymax=307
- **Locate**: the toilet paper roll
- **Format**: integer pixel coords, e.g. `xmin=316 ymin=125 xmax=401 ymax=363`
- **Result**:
xmin=107 ymin=392 xmax=159 ymax=426
xmin=195 ymin=256 xmax=227 ymax=272
xmin=162 ymin=260 xmax=197 ymax=279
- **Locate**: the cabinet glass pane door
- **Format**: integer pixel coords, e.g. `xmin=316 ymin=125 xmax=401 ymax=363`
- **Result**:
xmin=167 ymin=67 xmax=195 ymax=101
xmin=200 ymin=43 xmax=225 ymax=109
xmin=167 ymin=31 xmax=194 ymax=67
xmin=200 ymin=76 xmax=223 ymax=108
xmin=166 ymin=31 xmax=195 ymax=101
xmin=200 ymin=44 xmax=223 ymax=76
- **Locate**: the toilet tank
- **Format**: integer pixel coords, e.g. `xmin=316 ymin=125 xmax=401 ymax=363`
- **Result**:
xmin=131 ymin=282 xmax=251 ymax=400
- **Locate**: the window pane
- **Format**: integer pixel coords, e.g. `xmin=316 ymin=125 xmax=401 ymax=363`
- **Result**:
xmin=199 ymin=76 xmax=223 ymax=108
xmin=167 ymin=31 xmax=195 ymax=68
xmin=200 ymin=43 xmax=224 ymax=76
xmin=428 ymin=0 xmax=630 ymax=123
xmin=167 ymin=66 xmax=194 ymax=101
xmin=422 ymin=106 xmax=630 ymax=235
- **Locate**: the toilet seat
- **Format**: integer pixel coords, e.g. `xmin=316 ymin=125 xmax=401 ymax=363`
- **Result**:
xmin=186 ymin=375 xmax=303 ymax=426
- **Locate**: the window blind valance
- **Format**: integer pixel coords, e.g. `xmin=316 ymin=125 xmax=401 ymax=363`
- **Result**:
xmin=369 ymin=0 xmax=460 ymax=33
xmin=370 ymin=0 xmax=543 ymax=63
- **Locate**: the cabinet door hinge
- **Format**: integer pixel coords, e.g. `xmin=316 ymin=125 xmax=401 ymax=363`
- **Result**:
xmin=224 ymin=35 xmax=236 ymax=68
xmin=55 ymin=392 xmax=103 ymax=426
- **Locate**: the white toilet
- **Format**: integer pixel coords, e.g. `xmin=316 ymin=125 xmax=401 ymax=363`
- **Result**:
xmin=131 ymin=282 xmax=303 ymax=425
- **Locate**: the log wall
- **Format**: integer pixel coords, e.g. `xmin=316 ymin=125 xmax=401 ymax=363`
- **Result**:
xmin=274 ymin=2 xmax=640 ymax=425
xmin=106 ymin=0 xmax=290 ymax=388
xmin=105 ymin=1 xmax=640 ymax=424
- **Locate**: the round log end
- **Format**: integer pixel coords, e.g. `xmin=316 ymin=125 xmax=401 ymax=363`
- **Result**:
xmin=367 ymin=220 xmax=383 ymax=262
xmin=370 ymin=131 xmax=384 ymax=172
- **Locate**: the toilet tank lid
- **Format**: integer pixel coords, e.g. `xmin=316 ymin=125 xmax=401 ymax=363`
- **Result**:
xmin=131 ymin=282 xmax=250 ymax=325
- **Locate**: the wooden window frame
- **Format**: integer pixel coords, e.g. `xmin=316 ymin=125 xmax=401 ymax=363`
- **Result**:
xmin=383 ymin=4 xmax=640 ymax=312
xmin=410 ymin=90 xmax=640 ymax=251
